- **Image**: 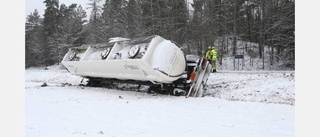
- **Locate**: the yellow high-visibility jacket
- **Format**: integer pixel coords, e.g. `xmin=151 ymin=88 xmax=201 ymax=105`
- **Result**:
xmin=205 ymin=50 xmax=212 ymax=60
xmin=211 ymin=48 xmax=217 ymax=60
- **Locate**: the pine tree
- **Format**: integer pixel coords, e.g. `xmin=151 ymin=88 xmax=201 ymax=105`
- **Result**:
xmin=126 ymin=0 xmax=143 ymax=37
xmin=168 ymin=0 xmax=188 ymax=45
xmin=55 ymin=3 xmax=86 ymax=60
xmin=58 ymin=4 xmax=87 ymax=46
xmin=43 ymin=0 xmax=60 ymax=65
xmin=25 ymin=9 xmax=45 ymax=68
xmin=109 ymin=0 xmax=127 ymax=37
xmin=73 ymin=5 xmax=88 ymax=46
xmin=189 ymin=0 xmax=205 ymax=55
xmin=86 ymin=0 xmax=105 ymax=43
xmin=141 ymin=0 xmax=161 ymax=36
xmin=268 ymin=0 xmax=295 ymax=68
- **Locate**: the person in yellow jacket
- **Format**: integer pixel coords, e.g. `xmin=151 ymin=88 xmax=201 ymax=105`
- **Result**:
xmin=205 ymin=47 xmax=213 ymax=65
xmin=211 ymin=46 xmax=217 ymax=72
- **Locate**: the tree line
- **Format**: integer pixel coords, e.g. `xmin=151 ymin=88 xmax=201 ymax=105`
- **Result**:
xmin=25 ymin=0 xmax=294 ymax=69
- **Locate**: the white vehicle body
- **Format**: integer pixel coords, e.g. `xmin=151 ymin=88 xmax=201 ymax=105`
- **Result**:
xmin=61 ymin=35 xmax=187 ymax=84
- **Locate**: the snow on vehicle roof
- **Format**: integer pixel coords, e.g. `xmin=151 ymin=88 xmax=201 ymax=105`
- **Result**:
xmin=108 ymin=37 xmax=131 ymax=43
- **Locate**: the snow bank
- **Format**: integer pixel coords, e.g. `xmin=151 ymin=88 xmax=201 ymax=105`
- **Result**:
xmin=25 ymin=67 xmax=295 ymax=106
xmin=25 ymin=65 xmax=85 ymax=86
xmin=205 ymin=71 xmax=295 ymax=105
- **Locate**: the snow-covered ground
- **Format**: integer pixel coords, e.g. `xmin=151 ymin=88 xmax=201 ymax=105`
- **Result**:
xmin=25 ymin=66 xmax=295 ymax=137
xmin=205 ymin=71 xmax=295 ymax=105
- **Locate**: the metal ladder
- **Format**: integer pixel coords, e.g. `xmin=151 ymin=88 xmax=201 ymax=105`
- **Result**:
xmin=186 ymin=57 xmax=212 ymax=98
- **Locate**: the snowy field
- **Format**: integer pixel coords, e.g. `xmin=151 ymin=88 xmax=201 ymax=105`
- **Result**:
xmin=25 ymin=66 xmax=295 ymax=137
